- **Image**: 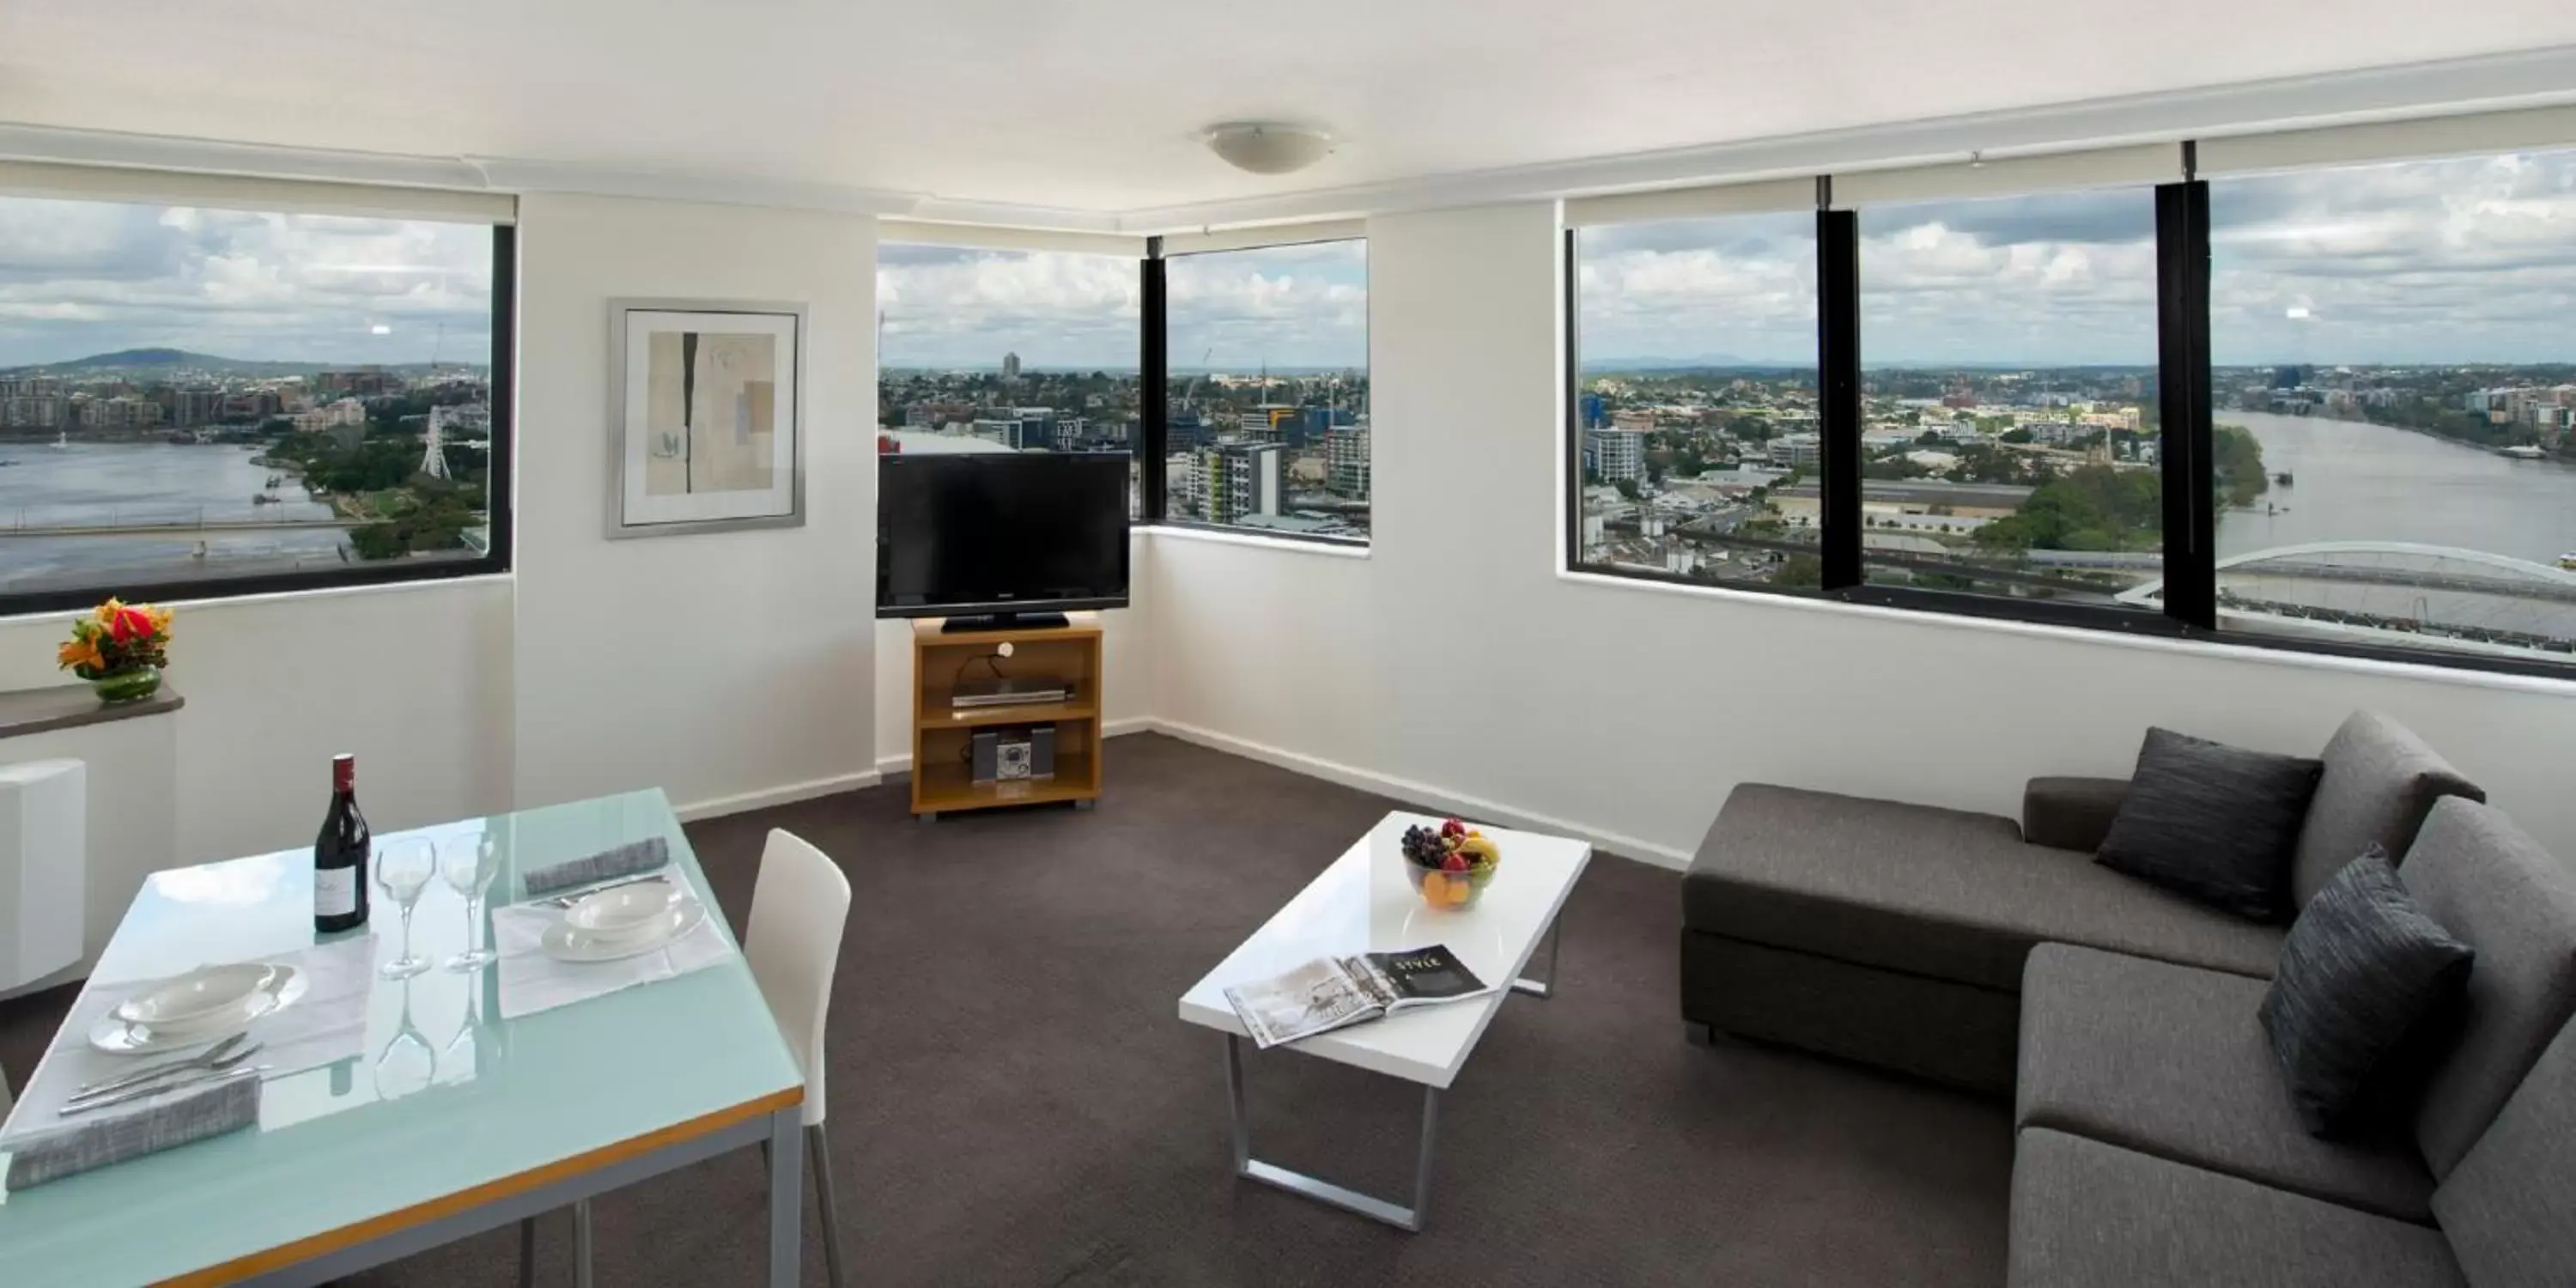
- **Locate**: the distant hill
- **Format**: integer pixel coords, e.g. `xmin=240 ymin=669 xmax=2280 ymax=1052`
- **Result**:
xmin=0 ymin=349 xmax=480 ymax=378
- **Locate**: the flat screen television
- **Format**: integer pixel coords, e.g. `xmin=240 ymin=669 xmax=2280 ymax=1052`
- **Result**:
xmin=877 ymin=451 xmax=1131 ymax=629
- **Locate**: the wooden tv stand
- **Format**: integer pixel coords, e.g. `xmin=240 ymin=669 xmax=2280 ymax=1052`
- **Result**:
xmin=909 ymin=616 xmax=1103 ymax=819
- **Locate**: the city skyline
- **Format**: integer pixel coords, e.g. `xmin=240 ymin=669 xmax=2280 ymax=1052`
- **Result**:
xmin=0 ymin=197 xmax=494 ymax=367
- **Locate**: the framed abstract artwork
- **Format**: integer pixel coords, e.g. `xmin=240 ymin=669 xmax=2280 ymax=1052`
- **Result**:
xmin=605 ymin=298 xmax=806 ymax=538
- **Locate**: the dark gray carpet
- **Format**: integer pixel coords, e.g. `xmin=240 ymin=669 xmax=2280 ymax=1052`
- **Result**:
xmin=0 ymin=732 xmax=2010 ymax=1286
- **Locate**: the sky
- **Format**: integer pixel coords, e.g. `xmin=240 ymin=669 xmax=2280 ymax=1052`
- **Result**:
xmin=9 ymin=149 xmax=2573 ymax=372
xmin=878 ymin=238 xmax=1367 ymax=371
xmin=0 ymin=197 xmax=494 ymax=367
xmin=1578 ymin=149 xmax=2576 ymax=367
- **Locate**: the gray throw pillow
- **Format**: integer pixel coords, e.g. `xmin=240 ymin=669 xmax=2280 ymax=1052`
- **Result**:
xmin=2259 ymin=848 xmax=2476 ymax=1139
xmin=2096 ymin=726 xmax=2324 ymax=921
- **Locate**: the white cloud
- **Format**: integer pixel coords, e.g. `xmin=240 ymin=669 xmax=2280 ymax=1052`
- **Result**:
xmin=1577 ymin=149 xmax=2576 ymax=367
xmin=0 ymin=197 xmax=492 ymax=366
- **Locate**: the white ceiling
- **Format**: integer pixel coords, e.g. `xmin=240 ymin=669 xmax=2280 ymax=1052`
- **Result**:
xmin=8 ymin=0 xmax=2576 ymax=222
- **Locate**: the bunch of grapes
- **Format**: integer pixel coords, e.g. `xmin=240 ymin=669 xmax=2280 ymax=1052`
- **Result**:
xmin=1400 ymin=824 xmax=1450 ymax=869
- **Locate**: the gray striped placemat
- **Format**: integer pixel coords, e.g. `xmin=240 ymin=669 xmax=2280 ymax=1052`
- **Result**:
xmin=521 ymin=836 xmax=670 ymax=896
xmin=3 ymin=1072 xmax=258 ymax=1189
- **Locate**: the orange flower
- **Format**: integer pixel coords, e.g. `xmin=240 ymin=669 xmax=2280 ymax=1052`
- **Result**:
xmin=56 ymin=637 xmax=103 ymax=671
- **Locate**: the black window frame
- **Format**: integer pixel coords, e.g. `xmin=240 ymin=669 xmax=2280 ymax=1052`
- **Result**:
xmin=1139 ymin=234 xmax=1371 ymax=549
xmin=0 ymin=222 xmax=516 ymax=618
xmin=1561 ymin=154 xmax=2576 ymax=682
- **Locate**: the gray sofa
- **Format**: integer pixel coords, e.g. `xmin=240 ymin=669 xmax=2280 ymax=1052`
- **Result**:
xmin=1681 ymin=711 xmax=2576 ymax=1285
xmin=1681 ymin=710 xmax=2480 ymax=1091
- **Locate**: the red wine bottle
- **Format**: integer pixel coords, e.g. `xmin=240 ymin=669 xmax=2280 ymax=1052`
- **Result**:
xmin=314 ymin=754 xmax=371 ymax=933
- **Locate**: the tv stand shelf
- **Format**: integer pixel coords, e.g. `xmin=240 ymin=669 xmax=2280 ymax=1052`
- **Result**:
xmin=910 ymin=617 xmax=1103 ymax=818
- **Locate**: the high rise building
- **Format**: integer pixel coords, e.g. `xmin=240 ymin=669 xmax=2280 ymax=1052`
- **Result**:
xmin=1204 ymin=441 xmax=1286 ymax=524
xmin=1166 ymin=451 xmax=1206 ymax=519
xmin=1001 ymin=352 xmax=1021 ymax=381
xmin=1326 ymin=423 xmax=1371 ymax=498
xmin=1584 ymin=428 xmax=1644 ymax=482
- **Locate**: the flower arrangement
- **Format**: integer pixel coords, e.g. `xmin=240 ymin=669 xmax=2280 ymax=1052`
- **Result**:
xmin=57 ymin=598 xmax=173 ymax=703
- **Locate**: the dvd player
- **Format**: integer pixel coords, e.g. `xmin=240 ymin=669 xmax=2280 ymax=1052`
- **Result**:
xmin=951 ymin=677 xmax=1071 ymax=709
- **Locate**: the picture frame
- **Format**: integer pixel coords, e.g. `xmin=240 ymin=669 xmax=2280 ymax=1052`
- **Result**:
xmin=605 ymin=297 xmax=807 ymax=538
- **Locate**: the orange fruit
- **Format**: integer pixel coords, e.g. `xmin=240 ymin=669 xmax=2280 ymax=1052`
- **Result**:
xmin=1420 ymin=872 xmax=1449 ymax=903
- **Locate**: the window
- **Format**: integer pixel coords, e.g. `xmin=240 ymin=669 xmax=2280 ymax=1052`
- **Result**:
xmin=0 ymin=194 xmax=510 ymax=611
xmin=872 ymin=242 xmax=1143 ymax=511
xmin=1565 ymin=123 xmax=2576 ymax=677
xmin=2199 ymin=149 xmax=2576 ymax=663
xmin=1160 ymin=239 xmax=1370 ymax=542
xmin=1571 ymin=212 xmax=1821 ymax=586
xmin=1856 ymin=186 xmax=2163 ymax=604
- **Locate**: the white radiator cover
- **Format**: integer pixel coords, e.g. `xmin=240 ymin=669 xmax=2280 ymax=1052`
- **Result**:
xmin=0 ymin=759 xmax=85 ymax=992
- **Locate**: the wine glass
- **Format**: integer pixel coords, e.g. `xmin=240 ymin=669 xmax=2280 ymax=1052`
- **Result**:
xmin=374 ymin=975 xmax=435 ymax=1101
xmin=440 ymin=830 xmax=501 ymax=972
xmin=376 ymin=837 xmax=436 ymax=979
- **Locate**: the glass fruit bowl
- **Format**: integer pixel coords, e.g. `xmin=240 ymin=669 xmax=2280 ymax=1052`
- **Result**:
xmin=1401 ymin=818 xmax=1500 ymax=911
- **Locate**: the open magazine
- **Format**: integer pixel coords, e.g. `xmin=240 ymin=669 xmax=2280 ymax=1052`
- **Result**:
xmin=1223 ymin=945 xmax=1492 ymax=1048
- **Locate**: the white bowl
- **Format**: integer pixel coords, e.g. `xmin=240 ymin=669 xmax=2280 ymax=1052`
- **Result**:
xmin=113 ymin=963 xmax=276 ymax=1030
xmin=562 ymin=881 xmax=683 ymax=937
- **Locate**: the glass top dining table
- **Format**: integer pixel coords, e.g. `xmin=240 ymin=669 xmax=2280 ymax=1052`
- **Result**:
xmin=0 ymin=788 xmax=805 ymax=1287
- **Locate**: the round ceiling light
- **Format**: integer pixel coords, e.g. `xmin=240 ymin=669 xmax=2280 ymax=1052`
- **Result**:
xmin=1201 ymin=122 xmax=1335 ymax=175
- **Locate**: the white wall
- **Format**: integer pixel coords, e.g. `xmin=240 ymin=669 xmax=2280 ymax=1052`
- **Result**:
xmin=511 ymin=193 xmax=878 ymax=817
xmin=0 ymin=577 xmax=511 ymax=979
xmin=1150 ymin=200 xmax=2576 ymax=866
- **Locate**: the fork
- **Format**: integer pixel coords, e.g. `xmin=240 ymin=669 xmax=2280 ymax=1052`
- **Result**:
xmin=61 ymin=1053 xmax=264 ymax=1116
xmin=540 ymin=874 xmax=673 ymax=908
xmin=76 ymin=1032 xmax=250 ymax=1097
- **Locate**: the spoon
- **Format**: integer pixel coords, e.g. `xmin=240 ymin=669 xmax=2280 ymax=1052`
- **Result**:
xmin=62 ymin=1042 xmax=264 ymax=1114
xmin=76 ymin=1032 xmax=249 ymax=1097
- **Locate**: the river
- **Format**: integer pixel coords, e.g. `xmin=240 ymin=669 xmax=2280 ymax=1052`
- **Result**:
xmin=2216 ymin=410 xmax=2576 ymax=568
xmin=0 ymin=441 xmax=352 ymax=595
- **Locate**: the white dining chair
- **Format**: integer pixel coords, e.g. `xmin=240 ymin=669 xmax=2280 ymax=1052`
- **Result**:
xmin=526 ymin=829 xmax=854 ymax=1288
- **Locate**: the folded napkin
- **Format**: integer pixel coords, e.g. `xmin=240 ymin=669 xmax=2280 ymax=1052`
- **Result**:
xmin=522 ymin=836 xmax=671 ymax=897
xmin=1 ymin=934 xmax=375 ymax=1142
xmin=4 ymin=1072 xmax=258 ymax=1189
xmin=491 ymin=896 xmax=732 ymax=1020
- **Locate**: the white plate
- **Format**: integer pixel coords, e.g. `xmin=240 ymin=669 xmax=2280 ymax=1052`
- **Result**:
xmin=542 ymin=896 xmax=708 ymax=963
xmin=113 ymin=963 xmax=276 ymax=1030
xmin=562 ymin=881 xmax=683 ymax=935
xmin=90 ymin=967 xmax=307 ymax=1054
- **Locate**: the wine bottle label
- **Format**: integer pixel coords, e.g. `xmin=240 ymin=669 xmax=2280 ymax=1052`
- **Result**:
xmin=316 ymin=866 xmax=357 ymax=918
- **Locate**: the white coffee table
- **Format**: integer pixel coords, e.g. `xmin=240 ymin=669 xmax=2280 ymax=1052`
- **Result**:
xmin=1177 ymin=811 xmax=1592 ymax=1231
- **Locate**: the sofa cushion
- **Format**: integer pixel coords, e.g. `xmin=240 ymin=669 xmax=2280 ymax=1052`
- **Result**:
xmin=2021 ymin=775 xmax=2129 ymax=853
xmin=2008 ymin=1127 xmax=2463 ymax=1288
xmin=2097 ymin=726 xmax=2324 ymax=921
xmin=1687 ymin=784 xmax=2282 ymax=993
xmin=2292 ymin=711 xmax=2484 ymax=909
xmin=2400 ymin=797 xmax=2576 ymax=1178
xmin=2019 ymin=944 xmax=2435 ymax=1223
xmin=2262 ymin=848 xmax=2476 ymax=1139
xmin=2432 ymin=1017 xmax=2576 ymax=1288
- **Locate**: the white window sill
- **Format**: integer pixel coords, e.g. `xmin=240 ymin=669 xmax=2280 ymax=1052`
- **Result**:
xmin=1554 ymin=568 xmax=2576 ymax=697
xmin=2 ymin=570 xmax=514 ymax=625
xmin=1144 ymin=524 xmax=1371 ymax=560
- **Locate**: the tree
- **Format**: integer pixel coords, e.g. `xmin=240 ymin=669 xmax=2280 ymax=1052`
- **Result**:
xmin=2212 ymin=424 xmax=2271 ymax=507
xmin=2000 ymin=428 xmax=2035 ymax=444
xmin=1973 ymin=465 xmax=2161 ymax=553
xmin=1613 ymin=478 xmax=1640 ymax=501
xmin=1773 ymin=554 xmax=1824 ymax=588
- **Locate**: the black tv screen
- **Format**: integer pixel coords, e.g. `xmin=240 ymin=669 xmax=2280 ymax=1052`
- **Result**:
xmin=877 ymin=452 xmax=1131 ymax=619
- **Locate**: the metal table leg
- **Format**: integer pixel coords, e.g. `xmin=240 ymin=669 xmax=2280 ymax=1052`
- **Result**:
xmin=1224 ymin=1033 xmax=1442 ymax=1231
xmin=766 ymin=1106 xmax=805 ymax=1288
xmin=1512 ymin=914 xmax=1563 ymax=998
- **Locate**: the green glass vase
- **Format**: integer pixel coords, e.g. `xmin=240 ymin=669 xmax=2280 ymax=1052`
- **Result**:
xmin=91 ymin=665 xmax=161 ymax=705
